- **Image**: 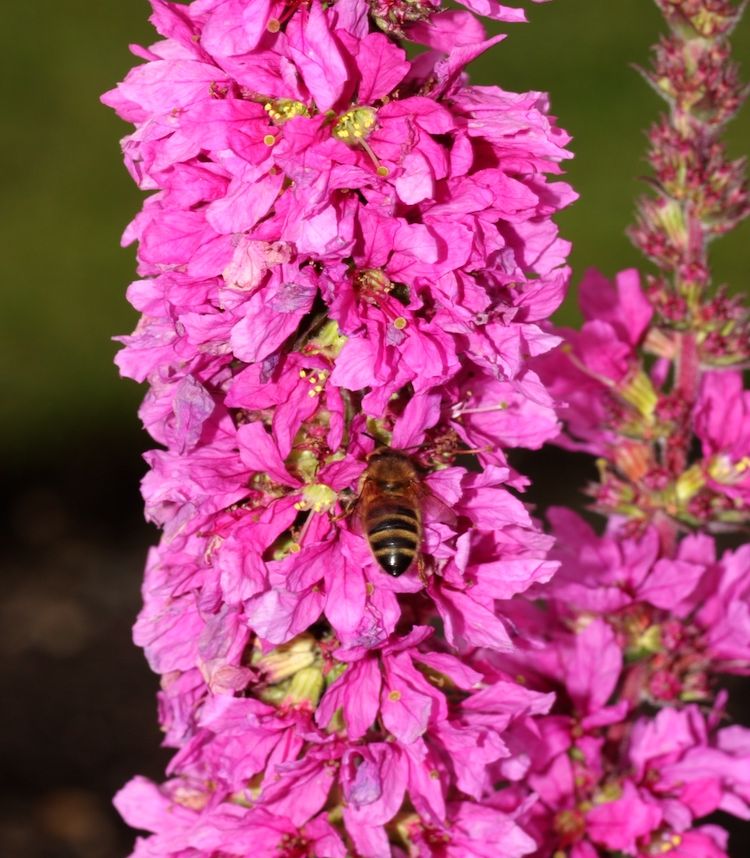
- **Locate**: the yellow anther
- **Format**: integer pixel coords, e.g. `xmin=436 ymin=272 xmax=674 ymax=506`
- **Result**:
xmin=376 ymin=165 xmax=389 ymax=177
xmin=300 ymin=483 xmax=337 ymax=514
xmin=263 ymin=134 xmax=276 ymax=146
xmin=265 ymin=98 xmax=309 ymax=125
xmin=333 ymin=106 xmax=377 ymax=142
xmin=299 ymin=369 xmax=307 ymax=378
xmin=267 ymin=17 xmax=280 ymax=32
xmin=314 ymin=385 xmax=324 ymax=394
xmin=708 ymin=453 xmax=743 ymax=484
xmin=357 ymin=268 xmax=392 ymax=296
xmin=388 ymin=690 xmax=402 ymax=701
xmin=393 ymin=316 xmax=407 ymax=330
xmin=289 ymin=542 xmax=301 ymax=553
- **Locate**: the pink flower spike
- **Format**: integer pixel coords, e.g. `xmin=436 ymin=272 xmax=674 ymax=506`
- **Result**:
xmin=105 ymin=0 xmax=579 ymax=851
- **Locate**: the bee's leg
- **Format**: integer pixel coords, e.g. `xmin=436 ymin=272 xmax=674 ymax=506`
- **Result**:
xmin=332 ymin=490 xmax=358 ymax=522
xmin=417 ymin=554 xmax=429 ymax=584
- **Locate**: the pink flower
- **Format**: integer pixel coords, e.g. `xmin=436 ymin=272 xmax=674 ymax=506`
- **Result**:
xmin=105 ymin=0 xmax=576 ymax=854
xmin=694 ymin=371 xmax=750 ymax=504
xmin=537 ymin=267 xmax=651 ymax=457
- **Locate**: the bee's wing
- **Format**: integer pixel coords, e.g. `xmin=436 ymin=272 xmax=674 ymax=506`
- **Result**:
xmin=418 ymin=482 xmax=459 ymax=527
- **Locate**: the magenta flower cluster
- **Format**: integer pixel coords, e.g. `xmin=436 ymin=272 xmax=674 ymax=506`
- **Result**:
xmin=103 ymin=0 xmax=577 ymax=855
xmin=516 ymin=0 xmax=750 ymax=850
xmin=105 ymin=0 xmax=750 ymax=855
xmin=505 ymin=269 xmax=750 ymax=858
xmin=539 ymin=268 xmax=750 ymax=530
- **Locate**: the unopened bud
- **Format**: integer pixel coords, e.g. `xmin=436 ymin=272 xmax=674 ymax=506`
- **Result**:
xmin=308 ymin=320 xmax=347 ymax=358
xmin=285 ymin=666 xmax=324 ymax=707
xmin=626 ymin=623 xmax=663 ymax=661
xmin=613 ymin=440 xmax=652 ymax=482
xmin=253 ymin=634 xmax=317 ymax=682
xmin=620 ymin=370 xmax=659 ymax=419
xmin=675 ymin=462 xmax=706 ymax=503
xmin=592 ymin=782 xmax=623 ymax=804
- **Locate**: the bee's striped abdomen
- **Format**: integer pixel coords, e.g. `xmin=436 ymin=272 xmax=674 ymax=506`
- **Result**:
xmin=365 ymin=502 xmax=421 ymax=577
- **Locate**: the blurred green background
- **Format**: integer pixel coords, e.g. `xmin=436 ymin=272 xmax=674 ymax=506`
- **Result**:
xmin=0 ymin=1 xmax=747 ymax=856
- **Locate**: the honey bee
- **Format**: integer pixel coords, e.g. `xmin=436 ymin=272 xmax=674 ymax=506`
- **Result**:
xmin=359 ymin=447 xmax=423 ymax=577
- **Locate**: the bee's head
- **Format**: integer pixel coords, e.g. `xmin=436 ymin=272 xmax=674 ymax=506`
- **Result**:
xmin=368 ymin=445 xmax=411 ymax=464
xmin=368 ymin=445 xmax=393 ymax=463
xmin=366 ymin=446 xmax=420 ymax=480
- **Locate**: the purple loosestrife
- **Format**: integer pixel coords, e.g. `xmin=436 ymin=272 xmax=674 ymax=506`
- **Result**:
xmin=104 ymin=0 xmax=574 ymax=855
xmin=524 ymin=1 xmax=750 ymax=856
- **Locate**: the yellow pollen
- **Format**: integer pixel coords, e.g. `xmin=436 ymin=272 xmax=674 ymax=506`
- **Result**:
xmin=393 ymin=316 xmax=407 ymax=330
xmin=267 ymin=17 xmax=280 ymax=32
xmin=307 ymin=390 xmax=317 ymax=398
xmin=263 ymin=134 xmax=276 ymax=146
xmin=301 ymin=483 xmax=337 ymax=513
xmin=376 ymin=165 xmax=389 ymax=177
xmin=333 ymin=106 xmax=377 ymax=142
xmin=388 ymin=690 xmax=402 ymax=701
xmin=265 ymin=98 xmax=310 ymax=125
xmin=299 ymin=370 xmax=307 ymax=378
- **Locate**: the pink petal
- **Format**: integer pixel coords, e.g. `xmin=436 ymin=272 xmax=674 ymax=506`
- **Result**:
xmin=356 ymin=33 xmax=410 ymax=103
xmin=201 ymin=0 xmax=272 ymax=56
xmin=288 ymin=1 xmax=351 ymax=111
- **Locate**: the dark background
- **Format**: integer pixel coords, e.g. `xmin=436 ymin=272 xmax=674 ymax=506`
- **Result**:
xmin=1 ymin=1 xmax=748 ymax=856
